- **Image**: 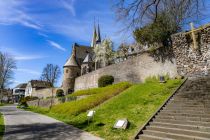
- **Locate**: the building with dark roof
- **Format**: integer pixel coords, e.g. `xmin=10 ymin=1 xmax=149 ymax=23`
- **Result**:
xmin=13 ymin=83 xmax=27 ymax=102
xmin=25 ymin=80 xmax=52 ymax=97
xmin=62 ymin=23 xmax=101 ymax=94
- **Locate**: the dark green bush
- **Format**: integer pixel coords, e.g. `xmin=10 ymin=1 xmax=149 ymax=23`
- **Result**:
xmin=19 ymin=97 xmax=28 ymax=107
xmin=25 ymin=96 xmax=38 ymax=101
xmin=56 ymin=89 xmax=64 ymax=97
xmin=98 ymin=75 xmax=114 ymax=87
xmin=66 ymin=96 xmax=77 ymax=102
xmin=58 ymin=96 xmax=77 ymax=103
xmin=58 ymin=97 xmax=66 ymax=103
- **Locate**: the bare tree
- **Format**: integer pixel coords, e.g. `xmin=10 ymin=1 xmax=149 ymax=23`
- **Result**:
xmin=114 ymin=0 xmax=205 ymax=29
xmin=40 ymin=64 xmax=61 ymax=87
xmin=0 ymin=52 xmax=16 ymax=89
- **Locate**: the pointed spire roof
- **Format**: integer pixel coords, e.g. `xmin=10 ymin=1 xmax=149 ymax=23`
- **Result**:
xmin=91 ymin=23 xmax=97 ymax=47
xmin=64 ymin=55 xmax=78 ymax=67
xmin=83 ymin=53 xmax=92 ymax=63
xmin=64 ymin=45 xmax=78 ymax=67
xmin=96 ymin=23 xmax=101 ymax=43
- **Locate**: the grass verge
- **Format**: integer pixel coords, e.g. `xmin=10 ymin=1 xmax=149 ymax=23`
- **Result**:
xmin=27 ymin=79 xmax=182 ymax=140
xmin=0 ymin=113 xmax=4 ymax=140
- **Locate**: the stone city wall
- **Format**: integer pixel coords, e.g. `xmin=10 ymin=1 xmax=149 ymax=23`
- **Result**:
xmin=31 ymin=88 xmax=59 ymax=99
xmin=27 ymin=98 xmax=60 ymax=108
xmin=172 ymin=23 xmax=210 ymax=76
xmin=74 ymin=53 xmax=178 ymax=91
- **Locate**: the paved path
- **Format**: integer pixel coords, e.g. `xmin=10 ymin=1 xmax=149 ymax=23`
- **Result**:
xmin=0 ymin=105 xmax=102 ymax=140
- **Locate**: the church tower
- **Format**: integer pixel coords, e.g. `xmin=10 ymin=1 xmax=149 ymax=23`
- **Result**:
xmin=62 ymin=44 xmax=80 ymax=94
xmin=91 ymin=23 xmax=101 ymax=47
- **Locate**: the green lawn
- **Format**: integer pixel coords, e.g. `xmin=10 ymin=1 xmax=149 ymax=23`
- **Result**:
xmin=0 ymin=113 xmax=4 ymax=140
xmin=27 ymin=79 xmax=182 ymax=140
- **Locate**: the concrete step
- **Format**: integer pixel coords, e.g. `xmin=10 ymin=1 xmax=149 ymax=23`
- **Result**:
xmin=142 ymin=130 xmax=209 ymax=140
xmin=166 ymin=104 xmax=208 ymax=108
xmin=150 ymin=122 xmax=210 ymax=132
xmin=158 ymin=110 xmax=210 ymax=118
xmin=175 ymin=96 xmax=210 ymax=100
xmin=172 ymin=97 xmax=210 ymax=100
xmin=147 ymin=126 xmax=210 ymax=138
xmin=137 ymin=135 xmax=172 ymax=140
xmin=170 ymin=98 xmax=210 ymax=101
xmin=162 ymin=109 xmax=210 ymax=114
xmin=138 ymin=134 xmax=174 ymax=140
xmin=155 ymin=115 xmax=210 ymax=122
xmin=154 ymin=118 xmax=210 ymax=127
xmin=167 ymin=104 xmax=210 ymax=108
xmin=176 ymin=93 xmax=210 ymax=97
xmin=176 ymin=92 xmax=210 ymax=95
xmin=168 ymin=100 xmax=210 ymax=105
xmin=163 ymin=106 xmax=210 ymax=112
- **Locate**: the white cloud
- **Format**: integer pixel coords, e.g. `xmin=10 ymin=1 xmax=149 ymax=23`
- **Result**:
xmin=61 ymin=0 xmax=76 ymax=16
xmin=38 ymin=32 xmax=49 ymax=38
xmin=0 ymin=46 xmax=47 ymax=61
xmin=47 ymin=40 xmax=66 ymax=51
xmin=14 ymin=55 xmax=47 ymax=61
xmin=16 ymin=68 xmax=41 ymax=76
xmin=0 ymin=1 xmax=42 ymax=30
xmin=0 ymin=0 xmax=133 ymax=48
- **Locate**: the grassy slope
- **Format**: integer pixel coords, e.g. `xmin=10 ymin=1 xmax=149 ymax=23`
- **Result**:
xmin=63 ymin=79 xmax=182 ymax=140
xmin=51 ymin=82 xmax=132 ymax=115
xmin=0 ymin=113 xmax=4 ymax=140
xmin=28 ymin=79 xmax=182 ymax=140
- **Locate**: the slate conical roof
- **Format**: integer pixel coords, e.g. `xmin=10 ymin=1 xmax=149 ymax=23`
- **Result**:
xmin=64 ymin=54 xmax=78 ymax=67
xmin=83 ymin=53 xmax=92 ymax=63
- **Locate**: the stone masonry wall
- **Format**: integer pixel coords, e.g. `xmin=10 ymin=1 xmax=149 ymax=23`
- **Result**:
xmin=172 ymin=24 xmax=210 ymax=76
xmin=74 ymin=53 xmax=177 ymax=91
xmin=27 ymin=98 xmax=60 ymax=108
xmin=31 ymin=88 xmax=58 ymax=99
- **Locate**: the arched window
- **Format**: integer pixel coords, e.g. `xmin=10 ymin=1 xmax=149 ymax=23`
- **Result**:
xmin=66 ymin=69 xmax=68 ymax=73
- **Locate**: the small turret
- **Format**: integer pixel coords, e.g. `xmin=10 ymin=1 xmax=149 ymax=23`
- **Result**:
xmin=62 ymin=44 xmax=80 ymax=94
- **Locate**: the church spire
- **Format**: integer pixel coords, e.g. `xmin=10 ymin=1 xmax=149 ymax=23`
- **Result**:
xmin=91 ymin=19 xmax=101 ymax=47
xmin=91 ymin=20 xmax=97 ymax=47
xmin=96 ymin=22 xmax=101 ymax=44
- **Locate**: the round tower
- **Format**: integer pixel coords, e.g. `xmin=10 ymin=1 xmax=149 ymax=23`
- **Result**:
xmin=62 ymin=46 xmax=80 ymax=94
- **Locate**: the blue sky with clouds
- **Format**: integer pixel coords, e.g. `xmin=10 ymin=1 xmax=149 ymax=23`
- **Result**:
xmin=0 ymin=0 xmax=210 ymax=88
xmin=0 ymin=0 xmax=134 ymax=88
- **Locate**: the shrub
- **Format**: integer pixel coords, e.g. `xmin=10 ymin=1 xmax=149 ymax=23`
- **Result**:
xmin=58 ymin=95 xmax=77 ymax=103
xmin=19 ymin=97 xmax=28 ymax=107
xmin=98 ymin=75 xmax=114 ymax=87
xmin=66 ymin=96 xmax=77 ymax=102
xmin=56 ymin=89 xmax=64 ymax=97
xmin=25 ymin=96 xmax=38 ymax=101
xmin=58 ymin=97 xmax=66 ymax=103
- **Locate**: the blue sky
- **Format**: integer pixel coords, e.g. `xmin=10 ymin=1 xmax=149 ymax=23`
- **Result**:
xmin=0 ymin=0 xmax=210 ymax=88
xmin=0 ymin=0 xmax=134 ymax=88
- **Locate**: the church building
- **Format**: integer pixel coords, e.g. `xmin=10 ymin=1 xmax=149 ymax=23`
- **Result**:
xmin=62 ymin=24 xmax=101 ymax=94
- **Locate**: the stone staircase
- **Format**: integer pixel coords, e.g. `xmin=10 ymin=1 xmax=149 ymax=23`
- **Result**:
xmin=136 ymin=76 xmax=210 ymax=140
